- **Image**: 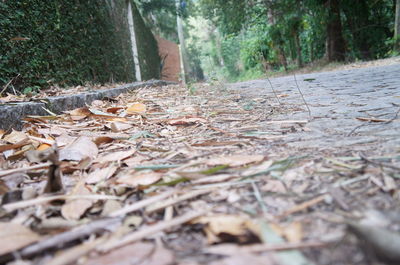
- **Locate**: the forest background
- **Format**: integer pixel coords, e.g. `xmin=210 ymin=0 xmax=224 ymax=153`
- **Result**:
xmin=0 ymin=0 xmax=399 ymax=91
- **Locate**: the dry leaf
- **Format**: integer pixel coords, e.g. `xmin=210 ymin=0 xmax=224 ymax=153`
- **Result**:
xmin=269 ymin=222 xmax=303 ymax=243
xmin=261 ymin=180 xmax=287 ymax=193
xmin=167 ymin=116 xmax=207 ymax=125
xmin=206 ymin=155 xmax=264 ymax=167
xmin=59 ymin=136 xmax=98 ymax=161
xmin=68 ymin=107 xmax=92 ymax=120
xmin=107 ymin=122 xmax=132 ymax=132
xmin=86 ymin=165 xmax=118 ymax=184
xmin=3 ymin=130 xmax=29 ymax=144
xmin=0 ymin=222 xmax=40 ymax=255
xmin=61 ymin=181 xmax=93 ymax=220
xmin=194 ymin=215 xmax=261 ymax=244
xmin=95 ymin=149 xmax=136 ymax=164
xmin=116 ymin=170 xmax=162 ymax=187
xmin=127 ymin=102 xmax=147 ymax=114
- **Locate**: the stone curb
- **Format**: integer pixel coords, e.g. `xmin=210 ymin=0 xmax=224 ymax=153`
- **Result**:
xmin=0 ymin=80 xmax=176 ymax=130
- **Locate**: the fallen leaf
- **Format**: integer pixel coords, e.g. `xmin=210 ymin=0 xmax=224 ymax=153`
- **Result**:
xmin=107 ymin=122 xmax=132 ymax=132
xmin=59 ymin=136 xmax=98 ymax=161
xmin=193 ymin=215 xmax=261 ymax=244
xmin=270 ymin=222 xmax=303 ymax=243
xmin=61 ymin=181 xmax=93 ymax=220
xmin=261 ymin=179 xmax=287 ymax=193
xmin=167 ymin=116 xmax=207 ymax=126
xmin=68 ymin=107 xmax=92 ymax=120
xmin=3 ymin=130 xmax=29 ymax=144
xmin=0 ymin=222 xmax=40 ymax=255
xmin=127 ymin=102 xmax=147 ymax=114
xmin=206 ymin=155 xmax=265 ymax=167
xmin=95 ymin=149 xmax=135 ymax=164
xmin=116 ymin=170 xmax=162 ymax=187
xmin=86 ymin=165 xmax=118 ymax=184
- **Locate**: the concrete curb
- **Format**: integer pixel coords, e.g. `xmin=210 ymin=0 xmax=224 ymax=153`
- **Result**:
xmin=0 ymin=80 xmax=176 ymax=130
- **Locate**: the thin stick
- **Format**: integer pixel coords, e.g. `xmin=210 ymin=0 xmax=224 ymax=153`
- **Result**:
xmin=108 ymin=189 xmax=176 ymax=217
xmin=145 ymin=189 xmax=212 ymax=213
xmin=266 ymin=77 xmax=281 ymax=105
xmin=99 ymin=209 xmax=208 ymax=252
xmin=293 ymin=74 xmax=311 ymax=118
xmin=0 ymin=74 xmax=20 ymax=96
xmin=3 ymin=194 xmax=121 ymax=212
xmin=0 ymin=162 xmax=52 ymax=178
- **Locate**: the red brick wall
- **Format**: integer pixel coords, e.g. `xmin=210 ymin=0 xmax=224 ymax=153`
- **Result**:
xmin=156 ymin=36 xmax=181 ymax=82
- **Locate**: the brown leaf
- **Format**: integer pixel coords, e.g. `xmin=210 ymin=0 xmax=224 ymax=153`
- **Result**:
xmin=68 ymin=107 xmax=92 ymax=120
xmin=193 ymin=215 xmax=261 ymax=244
xmin=0 ymin=222 xmax=40 ymax=255
xmin=127 ymin=102 xmax=147 ymax=114
xmin=116 ymin=170 xmax=162 ymax=187
xmin=167 ymin=116 xmax=207 ymax=126
xmin=61 ymin=181 xmax=93 ymax=220
xmin=59 ymin=136 xmax=98 ymax=161
xmin=206 ymin=155 xmax=264 ymax=167
xmin=86 ymin=165 xmax=118 ymax=184
xmin=3 ymin=130 xmax=29 ymax=144
xmin=95 ymin=149 xmax=135 ymax=164
xmin=107 ymin=122 xmax=132 ymax=132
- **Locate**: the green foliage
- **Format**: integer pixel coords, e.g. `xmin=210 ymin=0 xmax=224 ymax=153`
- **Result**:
xmin=193 ymin=0 xmax=396 ymax=81
xmin=0 ymin=0 xmax=161 ymax=91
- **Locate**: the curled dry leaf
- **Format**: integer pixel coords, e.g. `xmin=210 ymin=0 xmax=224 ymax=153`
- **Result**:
xmin=68 ymin=107 xmax=92 ymax=120
xmin=59 ymin=136 xmax=98 ymax=161
xmin=206 ymin=155 xmax=265 ymax=167
xmin=116 ymin=170 xmax=162 ymax=187
xmin=0 ymin=222 xmax=40 ymax=255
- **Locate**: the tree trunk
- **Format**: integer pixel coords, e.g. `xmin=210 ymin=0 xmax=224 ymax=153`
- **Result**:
xmin=395 ymin=0 xmax=400 ymax=51
xmin=326 ymin=0 xmax=346 ymax=61
xmin=127 ymin=0 xmax=141 ymax=81
xmin=342 ymin=0 xmax=371 ymax=59
xmin=176 ymin=0 xmax=190 ymax=83
xmin=293 ymin=32 xmax=303 ymax=67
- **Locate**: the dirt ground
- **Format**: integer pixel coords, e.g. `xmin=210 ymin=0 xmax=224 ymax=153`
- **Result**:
xmin=0 ymin=61 xmax=400 ymax=265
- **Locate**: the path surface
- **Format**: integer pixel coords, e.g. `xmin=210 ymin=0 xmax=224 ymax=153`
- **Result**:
xmin=230 ymin=63 xmax=400 ymax=153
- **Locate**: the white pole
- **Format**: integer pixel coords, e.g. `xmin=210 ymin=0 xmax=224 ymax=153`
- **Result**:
xmin=127 ymin=0 xmax=142 ymax=81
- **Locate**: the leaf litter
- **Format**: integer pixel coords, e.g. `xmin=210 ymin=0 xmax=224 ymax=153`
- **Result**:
xmin=0 ymin=83 xmax=399 ymax=265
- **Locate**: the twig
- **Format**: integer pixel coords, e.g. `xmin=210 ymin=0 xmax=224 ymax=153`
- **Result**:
xmin=3 ymin=194 xmax=121 ymax=212
xmin=145 ymin=189 xmax=212 ymax=213
xmin=0 ymin=162 xmax=52 ymax=178
xmin=359 ymin=153 xmax=400 ymax=171
xmin=108 ymin=189 xmax=176 ymax=217
xmin=347 ymin=107 xmax=400 ymax=136
xmin=0 ymin=74 xmax=20 ymax=96
xmin=19 ymin=218 xmax=121 ymax=258
xmin=266 ymin=77 xmax=281 ymax=105
xmin=98 ymin=209 xmax=208 ymax=252
xmin=293 ymin=74 xmax=311 ymax=118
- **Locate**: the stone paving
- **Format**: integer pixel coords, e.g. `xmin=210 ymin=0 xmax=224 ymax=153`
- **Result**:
xmin=229 ymin=63 xmax=400 ymax=153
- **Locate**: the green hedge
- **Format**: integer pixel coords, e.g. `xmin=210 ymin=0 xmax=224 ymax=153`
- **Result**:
xmin=0 ymin=0 xmax=160 ymax=92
